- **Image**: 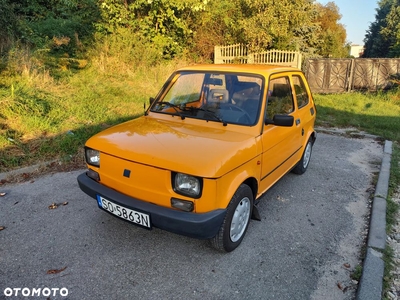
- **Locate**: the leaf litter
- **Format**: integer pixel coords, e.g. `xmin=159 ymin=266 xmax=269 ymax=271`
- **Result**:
xmin=47 ymin=266 xmax=67 ymax=274
xmin=48 ymin=202 xmax=69 ymax=209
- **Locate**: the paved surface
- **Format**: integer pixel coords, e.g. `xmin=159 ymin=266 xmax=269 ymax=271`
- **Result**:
xmin=0 ymin=132 xmax=386 ymax=299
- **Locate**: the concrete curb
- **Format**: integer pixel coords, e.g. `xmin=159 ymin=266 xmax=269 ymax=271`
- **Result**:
xmin=0 ymin=160 xmax=57 ymax=182
xmin=356 ymin=140 xmax=393 ymax=300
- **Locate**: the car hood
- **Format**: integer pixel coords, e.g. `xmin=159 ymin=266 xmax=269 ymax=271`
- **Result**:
xmin=86 ymin=116 xmax=259 ymax=178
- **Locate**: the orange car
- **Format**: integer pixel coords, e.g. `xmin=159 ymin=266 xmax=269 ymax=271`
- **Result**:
xmin=77 ymin=64 xmax=317 ymax=252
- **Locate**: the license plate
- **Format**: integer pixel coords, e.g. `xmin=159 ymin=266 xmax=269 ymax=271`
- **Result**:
xmin=97 ymin=195 xmax=151 ymax=229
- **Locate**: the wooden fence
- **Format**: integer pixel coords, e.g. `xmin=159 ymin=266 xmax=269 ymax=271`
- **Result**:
xmin=214 ymin=44 xmax=302 ymax=69
xmin=304 ymin=58 xmax=400 ymax=93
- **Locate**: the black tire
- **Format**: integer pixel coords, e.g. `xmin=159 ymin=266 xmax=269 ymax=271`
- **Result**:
xmin=210 ymin=184 xmax=253 ymax=252
xmin=292 ymin=137 xmax=313 ymax=175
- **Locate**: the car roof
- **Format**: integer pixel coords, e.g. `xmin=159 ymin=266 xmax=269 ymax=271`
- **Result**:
xmin=176 ymin=64 xmax=300 ymax=75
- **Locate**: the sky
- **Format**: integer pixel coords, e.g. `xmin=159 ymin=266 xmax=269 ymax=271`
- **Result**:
xmin=317 ymin=0 xmax=379 ymax=45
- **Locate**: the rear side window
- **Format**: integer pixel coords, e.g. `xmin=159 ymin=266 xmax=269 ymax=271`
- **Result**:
xmin=293 ymin=75 xmax=309 ymax=109
xmin=266 ymin=77 xmax=294 ymax=119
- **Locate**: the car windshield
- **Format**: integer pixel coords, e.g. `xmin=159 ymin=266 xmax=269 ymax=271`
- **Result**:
xmin=150 ymin=71 xmax=264 ymax=126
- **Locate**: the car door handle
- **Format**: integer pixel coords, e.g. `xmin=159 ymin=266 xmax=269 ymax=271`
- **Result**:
xmin=295 ymin=118 xmax=301 ymax=125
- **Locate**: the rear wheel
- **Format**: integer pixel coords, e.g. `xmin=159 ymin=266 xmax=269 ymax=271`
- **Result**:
xmin=210 ymin=184 xmax=253 ymax=252
xmin=292 ymin=137 xmax=313 ymax=175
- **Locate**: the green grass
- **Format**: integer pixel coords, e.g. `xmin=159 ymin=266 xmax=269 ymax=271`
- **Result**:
xmin=384 ymin=145 xmax=400 ymax=297
xmin=389 ymin=145 xmax=400 ymax=195
xmin=0 ymin=72 xmax=144 ymax=170
xmin=351 ymin=264 xmax=363 ymax=281
xmin=314 ymin=91 xmax=400 ymax=142
xmin=0 ymin=55 xmax=187 ymax=171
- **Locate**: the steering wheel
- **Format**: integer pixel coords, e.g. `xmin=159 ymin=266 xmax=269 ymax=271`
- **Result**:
xmin=221 ymin=103 xmax=252 ymax=124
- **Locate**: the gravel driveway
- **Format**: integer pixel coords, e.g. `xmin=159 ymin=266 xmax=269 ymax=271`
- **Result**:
xmin=0 ymin=132 xmax=383 ymax=300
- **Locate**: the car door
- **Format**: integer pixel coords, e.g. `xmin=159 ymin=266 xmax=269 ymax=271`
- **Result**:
xmin=291 ymin=73 xmax=316 ymax=142
xmin=259 ymin=74 xmax=303 ymax=193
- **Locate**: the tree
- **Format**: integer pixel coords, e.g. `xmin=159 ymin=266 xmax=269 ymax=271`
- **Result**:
xmin=0 ymin=0 xmax=100 ymax=56
xmin=190 ymin=0 xmax=351 ymax=59
xmin=238 ymin=0 xmax=320 ymax=53
xmin=0 ymin=0 xmax=18 ymax=55
xmin=313 ymin=2 xmax=349 ymax=58
xmin=363 ymin=0 xmax=400 ymax=58
xmin=189 ymin=0 xmax=247 ymax=60
xmin=380 ymin=1 xmax=400 ymax=57
xmin=97 ymin=0 xmax=209 ymax=58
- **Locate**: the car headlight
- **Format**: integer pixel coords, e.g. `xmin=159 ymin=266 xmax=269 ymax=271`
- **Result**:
xmin=173 ymin=173 xmax=202 ymax=198
xmin=85 ymin=147 xmax=100 ymax=167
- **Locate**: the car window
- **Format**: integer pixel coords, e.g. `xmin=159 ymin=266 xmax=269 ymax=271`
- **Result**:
xmin=162 ymin=73 xmax=204 ymax=105
xmin=292 ymin=75 xmax=309 ymax=109
xmin=151 ymin=71 xmax=263 ymax=126
xmin=266 ymin=77 xmax=294 ymax=120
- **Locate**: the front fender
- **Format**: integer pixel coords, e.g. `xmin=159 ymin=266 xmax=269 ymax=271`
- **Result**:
xmin=215 ymin=155 xmax=261 ymax=209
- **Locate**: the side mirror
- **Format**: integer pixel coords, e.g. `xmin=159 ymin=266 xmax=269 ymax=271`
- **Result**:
xmin=144 ymin=97 xmax=156 ymax=116
xmin=265 ymin=114 xmax=294 ymax=127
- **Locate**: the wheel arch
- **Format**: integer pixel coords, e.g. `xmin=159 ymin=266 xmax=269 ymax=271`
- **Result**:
xmin=309 ymin=131 xmax=316 ymax=144
xmin=243 ymin=177 xmax=258 ymax=200
xmin=215 ymin=158 xmax=260 ymax=209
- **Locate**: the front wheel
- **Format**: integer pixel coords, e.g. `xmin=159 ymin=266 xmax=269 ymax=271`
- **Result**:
xmin=210 ymin=184 xmax=253 ymax=252
xmin=292 ymin=137 xmax=313 ymax=175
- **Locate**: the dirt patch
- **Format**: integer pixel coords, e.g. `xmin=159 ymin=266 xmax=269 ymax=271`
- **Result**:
xmin=0 ymin=154 xmax=85 ymax=186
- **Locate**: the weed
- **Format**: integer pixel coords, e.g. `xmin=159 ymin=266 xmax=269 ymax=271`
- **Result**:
xmin=351 ymin=264 xmax=363 ymax=281
xmin=383 ymin=143 xmax=400 ymax=296
xmin=383 ymin=246 xmax=395 ymax=292
xmin=386 ymin=197 xmax=399 ymax=231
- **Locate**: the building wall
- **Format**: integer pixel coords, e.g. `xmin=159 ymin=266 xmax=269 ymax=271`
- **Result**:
xmin=350 ymin=45 xmax=364 ymax=58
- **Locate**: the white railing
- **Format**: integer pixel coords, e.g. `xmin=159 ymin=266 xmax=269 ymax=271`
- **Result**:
xmin=214 ymin=44 xmax=302 ymax=69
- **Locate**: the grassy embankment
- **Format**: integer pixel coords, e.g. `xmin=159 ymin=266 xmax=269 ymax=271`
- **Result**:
xmin=0 ymin=43 xmax=188 ymax=172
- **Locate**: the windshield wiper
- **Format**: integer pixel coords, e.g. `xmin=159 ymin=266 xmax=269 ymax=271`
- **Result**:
xmin=155 ymin=101 xmax=185 ymax=120
xmin=193 ymin=107 xmax=227 ymax=126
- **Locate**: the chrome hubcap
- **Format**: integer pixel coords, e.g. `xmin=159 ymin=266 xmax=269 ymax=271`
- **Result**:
xmin=230 ymin=197 xmax=251 ymax=242
xmin=303 ymin=142 xmax=312 ymax=168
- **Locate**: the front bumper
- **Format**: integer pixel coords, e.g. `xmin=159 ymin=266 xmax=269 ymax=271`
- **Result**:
xmin=77 ymin=172 xmax=226 ymax=239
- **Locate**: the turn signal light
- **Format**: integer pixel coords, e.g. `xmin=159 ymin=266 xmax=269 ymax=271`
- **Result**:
xmin=87 ymin=169 xmax=100 ymax=182
xmin=171 ymin=198 xmax=194 ymax=212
